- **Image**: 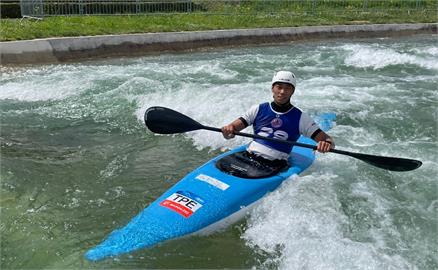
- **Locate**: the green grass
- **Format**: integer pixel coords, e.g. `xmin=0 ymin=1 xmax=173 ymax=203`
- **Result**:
xmin=1 ymin=9 xmax=436 ymax=41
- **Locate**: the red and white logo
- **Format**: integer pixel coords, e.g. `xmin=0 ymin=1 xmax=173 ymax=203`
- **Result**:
xmin=160 ymin=193 xmax=203 ymax=218
xmin=271 ymin=117 xmax=283 ymax=128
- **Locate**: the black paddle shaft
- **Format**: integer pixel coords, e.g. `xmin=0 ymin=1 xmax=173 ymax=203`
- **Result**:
xmin=203 ymin=125 xmax=318 ymax=149
xmin=144 ymin=106 xmax=422 ymax=172
xmin=204 ymin=126 xmax=421 ymax=171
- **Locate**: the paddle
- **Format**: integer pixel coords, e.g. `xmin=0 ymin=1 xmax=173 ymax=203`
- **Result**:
xmin=144 ymin=106 xmax=422 ymax=172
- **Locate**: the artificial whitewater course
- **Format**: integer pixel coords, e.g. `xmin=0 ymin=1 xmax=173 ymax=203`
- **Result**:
xmin=1 ymin=34 xmax=437 ymax=269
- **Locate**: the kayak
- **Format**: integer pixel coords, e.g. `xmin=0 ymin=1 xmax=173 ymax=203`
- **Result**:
xmin=85 ymin=113 xmax=335 ymax=261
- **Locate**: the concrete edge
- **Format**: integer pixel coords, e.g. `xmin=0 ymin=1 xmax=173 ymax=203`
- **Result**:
xmin=1 ymin=23 xmax=437 ymax=65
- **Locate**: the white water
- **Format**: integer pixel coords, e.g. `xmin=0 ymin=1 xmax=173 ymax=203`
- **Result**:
xmin=243 ymin=173 xmax=413 ymax=270
xmin=341 ymin=43 xmax=438 ymax=70
xmin=1 ymin=35 xmax=437 ymax=269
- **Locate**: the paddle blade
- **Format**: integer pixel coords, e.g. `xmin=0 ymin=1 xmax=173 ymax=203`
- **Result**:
xmin=338 ymin=150 xmax=422 ymax=171
xmin=144 ymin=106 xmax=204 ymax=134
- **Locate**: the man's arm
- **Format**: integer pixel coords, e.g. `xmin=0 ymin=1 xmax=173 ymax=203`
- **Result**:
xmin=221 ymin=118 xmax=246 ymax=139
xmin=222 ymin=105 xmax=259 ymax=139
xmin=313 ymin=130 xmax=335 ymax=153
xmin=300 ymin=112 xmax=335 ymax=153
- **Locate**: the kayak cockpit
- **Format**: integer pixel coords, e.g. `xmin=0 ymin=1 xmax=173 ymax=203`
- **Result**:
xmin=215 ymin=151 xmax=289 ymax=179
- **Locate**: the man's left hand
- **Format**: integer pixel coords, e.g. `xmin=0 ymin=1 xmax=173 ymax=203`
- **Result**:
xmin=316 ymin=140 xmax=334 ymax=153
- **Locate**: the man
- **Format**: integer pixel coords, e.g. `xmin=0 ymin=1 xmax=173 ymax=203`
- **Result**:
xmin=221 ymin=70 xmax=334 ymax=168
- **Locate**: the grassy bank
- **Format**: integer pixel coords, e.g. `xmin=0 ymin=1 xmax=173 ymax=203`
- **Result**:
xmin=1 ymin=4 xmax=436 ymax=41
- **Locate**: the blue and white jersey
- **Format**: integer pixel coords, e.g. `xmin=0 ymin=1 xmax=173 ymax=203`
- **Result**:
xmin=242 ymin=102 xmax=320 ymax=160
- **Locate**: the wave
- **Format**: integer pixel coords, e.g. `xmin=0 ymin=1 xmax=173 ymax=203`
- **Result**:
xmin=243 ymin=173 xmax=415 ymax=270
xmin=341 ymin=44 xmax=438 ymax=70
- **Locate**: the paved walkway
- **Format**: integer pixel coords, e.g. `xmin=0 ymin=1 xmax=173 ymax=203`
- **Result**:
xmin=1 ymin=23 xmax=436 ymax=65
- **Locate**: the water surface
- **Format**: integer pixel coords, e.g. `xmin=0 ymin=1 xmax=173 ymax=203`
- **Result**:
xmin=1 ymin=34 xmax=437 ymax=269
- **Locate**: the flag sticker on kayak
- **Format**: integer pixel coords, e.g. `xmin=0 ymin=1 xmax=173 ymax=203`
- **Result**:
xmin=160 ymin=192 xmax=203 ymax=218
xmin=195 ymin=174 xmax=230 ymax=191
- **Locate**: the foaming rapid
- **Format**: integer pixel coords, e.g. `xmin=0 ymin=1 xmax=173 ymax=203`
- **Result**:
xmin=1 ymin=35 xmax=437 ymax=269
xmin=243 ymin=173 xmax=413 ymax=269
xmin=340 ymin=42 xmax=438 ymax=70
xmin=135 ymin=82 xmax=262 ymax=150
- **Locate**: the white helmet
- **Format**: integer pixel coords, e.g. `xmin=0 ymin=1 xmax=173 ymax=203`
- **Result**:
xmin=272 ymin=71 xmax=296 ymax=88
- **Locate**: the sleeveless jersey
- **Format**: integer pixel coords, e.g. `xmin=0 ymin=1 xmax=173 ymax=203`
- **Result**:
xmin=252 ymin=102 xmax=301 ymax=155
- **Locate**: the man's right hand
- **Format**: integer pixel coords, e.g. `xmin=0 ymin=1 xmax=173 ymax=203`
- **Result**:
xmin=221 ymin=124 xmax=235 ymax=139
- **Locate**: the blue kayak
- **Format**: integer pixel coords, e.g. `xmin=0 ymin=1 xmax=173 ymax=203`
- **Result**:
xmin=85 ymin=114 xmax=335 ymax=261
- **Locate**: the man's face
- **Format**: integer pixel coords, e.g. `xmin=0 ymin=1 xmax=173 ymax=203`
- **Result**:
xmin=272 ymin=83 xmax=295 ymax=105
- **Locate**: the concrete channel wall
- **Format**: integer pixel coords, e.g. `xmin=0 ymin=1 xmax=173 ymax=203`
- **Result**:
xmin=1 ymin=23 xmax=436 ymax=65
